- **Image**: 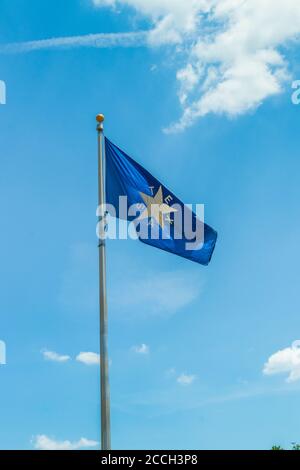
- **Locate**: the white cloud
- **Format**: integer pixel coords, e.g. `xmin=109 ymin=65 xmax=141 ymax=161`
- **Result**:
xmin=132 ymin=343 xmax=150 ymax=354
xmin=93 ymin=0 xmax=116 ymax=7
xmin=93 ymin=0 xmax=202 ymax=45
xmin=4 ymin=1 xmax=300 ymax=129
xmin=263 ymin=341 xmax=300 ymax=383
xmin=177 ymin=373 xmax=196 ymax=386
xmin=41 ymin=349 xmax=70 ymax=363
xmin=33 ymin=434 xmax=98 ymax=450
xmin=165 ymin=367 xmax=176 ymax=378
xmin=165 ymin=368 xmax=196 ymax=384
xmin=165 ymin=0 xmax=298 ymax=132
xmin=113 ymin=270 xmax=202 ymax=316
xmin=94 ymin=0 xmax=300 ymax=131
xmin=76 ymin=351 xmax=100 ymax=365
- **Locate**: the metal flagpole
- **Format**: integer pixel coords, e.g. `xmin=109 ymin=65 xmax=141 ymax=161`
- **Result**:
xmin=96 ymin=114 xmax=111 ymax=450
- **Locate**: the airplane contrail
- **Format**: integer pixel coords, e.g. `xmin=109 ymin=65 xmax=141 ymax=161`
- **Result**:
xmin=0 ymin=31 xmax=149 ymax=54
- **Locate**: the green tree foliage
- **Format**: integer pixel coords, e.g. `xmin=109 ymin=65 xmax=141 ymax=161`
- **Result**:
xmin=271 ymin=443 xmax=300 ymax=450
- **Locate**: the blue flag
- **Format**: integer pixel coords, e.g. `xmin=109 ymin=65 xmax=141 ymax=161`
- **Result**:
xmin=105 ymin=138 xmax=217 ymax=266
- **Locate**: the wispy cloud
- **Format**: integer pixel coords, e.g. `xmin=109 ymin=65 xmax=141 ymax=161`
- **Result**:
xmin=60 ymin=245 xmax=202 ymax=318
xmin=76 ymin=351 xmax=100 ymax=366
xmin=92 ymin=0 xmax=201 ymax=46
xmin=165 ymin=367 xmax=176 ymax=378
xmin=121 ymin=380 xmax=300 ymax=420
xmin=41 ymin=349 xmax=71 ymax=363
xmin=94 ymin=0 xmax=300 ymax=131
xmin=2 ymin=0 xmax=299 ymax=130
xmin=263 ymin=341 xmax=300 ymax=383
xmin=41 ymin=348 xmax=101 ymax=366
xmin=165 ymin=367 xmax=196 ymax=385
xmin=132 ymin=343 xmax=150 ymax=355
xmin=177 ymin=373 xmax=196 ymax=386
xmin=33 ymin=434 xmax=98 ymax=450
xmin=0 ymin=31 xmax=147 ymax=54
xmin=113 ymin=269 xmax=203 ymax=317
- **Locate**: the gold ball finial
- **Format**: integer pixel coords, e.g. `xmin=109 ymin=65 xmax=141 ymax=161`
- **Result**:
xmin=96 ymin=114 xmax=105 ymax=123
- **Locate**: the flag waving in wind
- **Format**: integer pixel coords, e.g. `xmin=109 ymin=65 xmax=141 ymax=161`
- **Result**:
xmin=105 ymin=138 xmax=217 ymax=266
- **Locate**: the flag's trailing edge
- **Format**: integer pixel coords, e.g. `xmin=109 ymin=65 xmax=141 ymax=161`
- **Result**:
xmin=105 ymin=137 xmax=217 ymax=266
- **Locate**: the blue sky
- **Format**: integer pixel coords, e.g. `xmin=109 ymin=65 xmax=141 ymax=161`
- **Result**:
xmin=1 ymin=0 xmax=300 ymax=450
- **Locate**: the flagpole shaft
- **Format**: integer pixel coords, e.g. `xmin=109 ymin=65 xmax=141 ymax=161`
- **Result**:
xmin=97 ymin=114 xmax=111 ymax=450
